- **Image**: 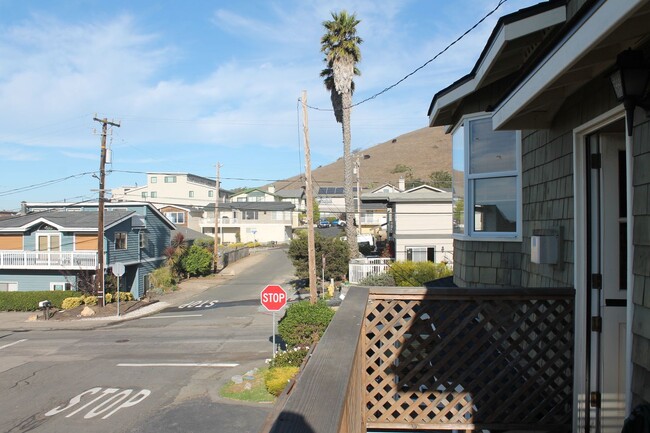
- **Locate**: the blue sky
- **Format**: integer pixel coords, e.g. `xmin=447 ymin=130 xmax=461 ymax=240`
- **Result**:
xmin=0 ymin=0 xmax=540 ymax=210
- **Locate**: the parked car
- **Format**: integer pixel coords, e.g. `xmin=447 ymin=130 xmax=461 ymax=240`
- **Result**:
xmin=317 ymin=219 xmax=331 ymax=228
xmin=331 ymin=219 xmax=347 ymax=227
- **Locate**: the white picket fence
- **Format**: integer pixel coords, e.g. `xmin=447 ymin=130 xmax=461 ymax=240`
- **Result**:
xmin=348 ymin=257 xmax=392 ymax=284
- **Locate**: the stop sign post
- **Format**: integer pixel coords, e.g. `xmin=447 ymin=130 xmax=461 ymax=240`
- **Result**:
xmin=261 ymin=285 xmax=287 ymax=357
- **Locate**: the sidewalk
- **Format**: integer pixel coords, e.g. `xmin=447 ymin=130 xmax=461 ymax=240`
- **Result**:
xmin=0 ymin=250 xmax=270 ymax=332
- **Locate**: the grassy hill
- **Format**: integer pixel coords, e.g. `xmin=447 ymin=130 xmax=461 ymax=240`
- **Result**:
xmin=273 ymin=126 xmax=452 ymax=192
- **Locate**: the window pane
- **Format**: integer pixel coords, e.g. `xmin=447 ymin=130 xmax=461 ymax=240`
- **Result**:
xmin=469 ymin=117 xmax=516 ymax=174
xmin=50 ymin=236 xmax=60 ymax=251
xmin=452 ymin=125 xmax=465 ymax=234
xmin=473 ymin=177 xmax=517 ymax=233
xmin=38 ymin=236 xmax=48 ymax=251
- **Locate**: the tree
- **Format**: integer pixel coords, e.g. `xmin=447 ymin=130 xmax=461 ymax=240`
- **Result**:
xmin=429 ymin=170 xmax=452 ymax=189
xmin=288 ymin=231 xmax=350 ymax=282
xmin=321 ymin=10 xmax=362 ymax=258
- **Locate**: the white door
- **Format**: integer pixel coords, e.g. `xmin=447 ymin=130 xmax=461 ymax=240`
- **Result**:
xmin=588 ymin=132 xmax=627 ymax=432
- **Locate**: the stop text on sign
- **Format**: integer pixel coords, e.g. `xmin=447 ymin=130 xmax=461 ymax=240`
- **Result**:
xmin=260 ymin=285 xmax=287 ymax=311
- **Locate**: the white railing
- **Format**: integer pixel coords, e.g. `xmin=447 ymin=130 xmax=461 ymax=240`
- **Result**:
xmin=348 ymin=257 xmax=392 ymax=284
xmin=0 ymin=251 xmax=98 ymax=270
xmin=200 ymin=217 xmax=240 ymax=226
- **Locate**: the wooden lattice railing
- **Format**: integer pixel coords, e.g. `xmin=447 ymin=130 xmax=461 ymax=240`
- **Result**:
xmin=261 ymin=286 xmax=575 ymax=433
xmin=365 ymin=287 xmax=575 ymax=432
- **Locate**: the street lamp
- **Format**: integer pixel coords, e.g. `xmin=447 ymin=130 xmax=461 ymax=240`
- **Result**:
xmin=609 ymin=49 xmax=650 ymax=136
xmin=354 ymin=154 xmax=371 ymax=234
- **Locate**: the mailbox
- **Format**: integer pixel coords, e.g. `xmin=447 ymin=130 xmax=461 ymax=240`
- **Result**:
xmin=39 ymin=300 xmax=52 ymax=309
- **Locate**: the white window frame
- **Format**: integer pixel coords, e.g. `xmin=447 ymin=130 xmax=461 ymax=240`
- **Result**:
xmin=50 ymin=282 xmax=71 ymax=291
xmin=139 ymin=231 xmax=147 ymax=249
xmin=150 ymin=176 xmax=157 ymax=183
xmin=150 ymin=191 xmax=157 ymax=198
xmin=189 ymin=191 xmax=194 ymax=198
xmin=451 ymin=113 xmax=522 ymax=241
xmin=164 ymin=176 xmax=177 ymax=183
xmin=36 ymin=232 xmax=61 ymax=251
xmin=208 ymin=190 xmax=214 ymax=198
xmin=165 ymin=212 xmax=185 ymax=224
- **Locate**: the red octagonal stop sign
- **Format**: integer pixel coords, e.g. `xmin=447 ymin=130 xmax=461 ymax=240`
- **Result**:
xmin=260 ymin=284 xmax=287 ymax=311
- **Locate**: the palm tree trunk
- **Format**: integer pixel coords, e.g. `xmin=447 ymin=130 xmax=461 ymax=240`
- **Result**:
xmin=342 ymin=90 xmax=359 ymax=258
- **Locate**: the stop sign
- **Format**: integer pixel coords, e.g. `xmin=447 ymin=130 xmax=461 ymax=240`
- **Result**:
xmin=260 ymin=284 xmax=287 ymax=311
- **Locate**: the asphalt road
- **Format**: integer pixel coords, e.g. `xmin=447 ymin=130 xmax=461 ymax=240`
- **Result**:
xmin=0 ymin=248 xmax=295 ymax=433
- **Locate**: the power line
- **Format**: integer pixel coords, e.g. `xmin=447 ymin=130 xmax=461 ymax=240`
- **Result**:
xmin=306 ymin=0 xmax=509 ymax=112
xmin=0 ymin=171 xmax=98 ymax=197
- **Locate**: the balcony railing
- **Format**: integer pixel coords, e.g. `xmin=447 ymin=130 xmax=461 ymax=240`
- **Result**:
xmin=348 ymin=257 xmax=392 ymax=284
xmin=0 ymin=250 xmax=98 ymax=270
xmin=262 ymin=286 xmax=575 ymax=433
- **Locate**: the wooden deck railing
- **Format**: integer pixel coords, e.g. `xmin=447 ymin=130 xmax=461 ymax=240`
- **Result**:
xmin=261 ymin=286 xmax=575 ymax=433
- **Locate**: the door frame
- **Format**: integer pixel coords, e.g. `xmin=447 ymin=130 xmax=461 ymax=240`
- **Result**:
xmin=573 ymin=105 xmax=633 ymax=430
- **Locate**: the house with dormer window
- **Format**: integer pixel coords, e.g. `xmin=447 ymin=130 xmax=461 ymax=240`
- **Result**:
xmin=0 ymin=202 xmax=174 ymax=299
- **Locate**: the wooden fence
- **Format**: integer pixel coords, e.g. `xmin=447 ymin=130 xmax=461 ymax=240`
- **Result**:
xmin=262 ymin=286 xmax=575 ymax=433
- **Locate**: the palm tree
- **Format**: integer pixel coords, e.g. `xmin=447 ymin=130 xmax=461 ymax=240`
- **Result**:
xmin=321 ymin=10 xmax=363 ymax=258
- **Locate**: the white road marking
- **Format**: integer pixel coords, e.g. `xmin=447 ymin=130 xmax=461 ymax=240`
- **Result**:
xmin=142 ymin=314 xmax=203 ymax=319
xmin=117 ymin=362 xmax=238 ymax=368
xmin=0 ymin=339 xmax=27 ymax=350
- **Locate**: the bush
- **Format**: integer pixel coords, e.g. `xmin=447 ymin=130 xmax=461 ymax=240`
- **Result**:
xmin=288 ymin=231 xmax=350 ymax=281
xmin=82 ymin=295 xmax=98 ymax=306
xmin=278 ymin=300 xmax=335 ymax=348
xmin=193 ymin=238 xmax=214 ymax=250
xmin=181 ymin=244 xmax=213 ymax=277
xmin=61 ymin=297 xmax=83 ymax=310
xmin=0 ymin=291 xmax=82 ymax=311
xmin=388 ymin=261 xmax=453 ymax=286
xmin=358 ymin=272 xmax=396 ymax=286
xmin=264 ymin=366 xmax=299 ymax=397
xmin=150 ymin=266 xmax=176 ymax=291
xmin=270 ymin=347 xmax=310 ymax=368
xmin=118 ymin=292 xmax=133 ymax=302
xmin=105 ymin=293 xmax=113 ymax=303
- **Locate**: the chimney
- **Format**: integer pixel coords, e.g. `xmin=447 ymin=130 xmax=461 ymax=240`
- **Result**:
xmin=268 ymin=185 xmax=276 ymax=194
xmin=398 ymin=177 xmax=405 ymax=191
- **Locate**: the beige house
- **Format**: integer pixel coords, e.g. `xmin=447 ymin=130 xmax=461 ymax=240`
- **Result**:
xmin=111 ymin=172 xmax=230 ymax=208
xmin=201 ymin=201 xmax=294 ymax=244
xmin=363 ymin=184 xmax=453 ymax=263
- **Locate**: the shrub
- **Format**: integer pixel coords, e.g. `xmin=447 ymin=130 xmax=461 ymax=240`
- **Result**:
xmin=278 ymin=300 xmax=335 ymax=348
xmin=150 ymin=266 xmax=176 ymax=291
xmin=358 ymin=272 xmax=396 ymax=286
xmin=61 ymin=297 xmax=83 ymax=310
xmin=118 ymin=292 xmax=133 ymax=302
xmin=82 ymin=295 xmax=98 ymax=306
xmin=288 ymin=231 xmax=350 ymax=281
xmin=388 ymin=261 xmax=453 ymax=286
xmin=105 ymin=293 xmax=113 ymax=303
xmin=0 ymin=291 xmax=83 ymax=311
xmin=269 ymin=347 xmax=310 ymax=368
xmin=193 ymin=238 xmax=214 ymax=250
xmin=264 ymin=366 xmax=299 ymax=397
xmin=181 ymin=244 xmax=213 ymax=277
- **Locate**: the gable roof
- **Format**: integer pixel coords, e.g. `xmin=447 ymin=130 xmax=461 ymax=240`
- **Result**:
xmin=429 ymin=0 xmax=567 ymax=127
xmin=493 ymin=0 xmax=650 ymax=129
xmin=22 ymin=201 xmax=177 ymax=230
xmin=0 ymin=210 xmax=134 ymax=232
xmin=405 ymin=184 xmax=446 ymax=193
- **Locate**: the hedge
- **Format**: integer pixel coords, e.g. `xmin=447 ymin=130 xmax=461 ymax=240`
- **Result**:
xmin=0 ymin=291 xmax=81 ymax=312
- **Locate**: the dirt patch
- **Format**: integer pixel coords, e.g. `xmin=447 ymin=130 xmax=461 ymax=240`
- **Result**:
xmin=45 ymin=299 xmax=157 ymax=321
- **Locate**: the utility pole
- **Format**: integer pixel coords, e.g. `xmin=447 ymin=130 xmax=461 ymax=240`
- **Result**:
xmin=301 ymin=91 xmax=318 ymax=304
xmin=213 ymin=162 xmax=222 ymax=273
xmin=94 ymin=116 xmax=120 ymax=306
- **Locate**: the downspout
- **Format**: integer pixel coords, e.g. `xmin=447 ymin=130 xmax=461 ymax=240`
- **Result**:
xmin=625 ymin=124 xmax=634 ymax=413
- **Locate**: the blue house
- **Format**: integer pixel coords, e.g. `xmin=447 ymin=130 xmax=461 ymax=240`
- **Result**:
xmin=0 ymin=202 xmax=175 ymax=299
